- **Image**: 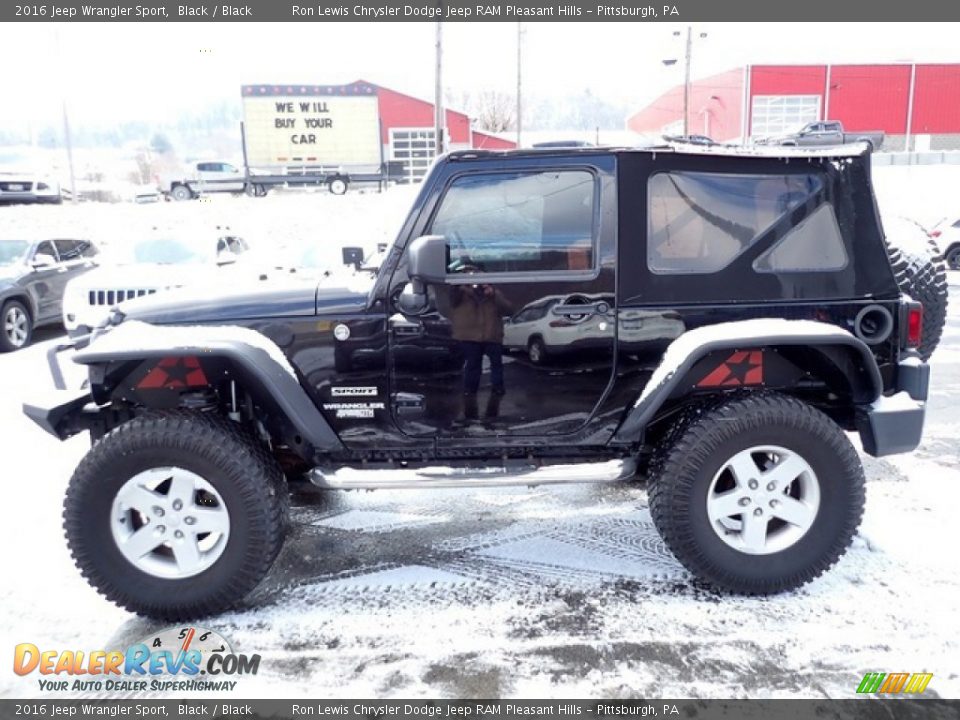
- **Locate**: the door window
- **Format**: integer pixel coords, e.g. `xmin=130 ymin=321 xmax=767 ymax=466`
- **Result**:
xmin=54 ymin=239 xmax=82 ymax=261
xmin=430 ymin=170 xmax=596 ymax=275
xmin=33 ymin=240 xmax=58 ymax=263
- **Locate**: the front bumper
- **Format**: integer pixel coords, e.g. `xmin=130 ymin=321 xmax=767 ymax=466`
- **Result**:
xmin=856 ymin=357 xmax=929 ymax=457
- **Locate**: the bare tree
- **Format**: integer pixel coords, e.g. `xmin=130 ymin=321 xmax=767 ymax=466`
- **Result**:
xmin=474 ymin=90 xmax=516 ymax=134
xmin=446 ymin=88 xmax=516 ymax=134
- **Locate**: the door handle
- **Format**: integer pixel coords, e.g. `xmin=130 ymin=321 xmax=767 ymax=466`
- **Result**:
xmin=552 ymin=301 xmax=611 ymax=318
xmin=392 ymin=392 xmax=424 ymax=414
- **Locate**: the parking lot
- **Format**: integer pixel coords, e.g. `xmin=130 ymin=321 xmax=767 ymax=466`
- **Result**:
xmin=1 ymin=166 xmax=958 ymax=699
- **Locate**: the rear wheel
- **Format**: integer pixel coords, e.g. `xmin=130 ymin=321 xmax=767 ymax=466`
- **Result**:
xmin=63 ymin=410 xmax=288 ymax=619
xmin=0 ymin=299 xmax=32 ymax=352
xmin=648 ymin=393 xmax=864 ymax=594
xmin=328 ymin=177 xmax=348 ymax=195
xmin=170 ymin=184 xmax=193 ymax=201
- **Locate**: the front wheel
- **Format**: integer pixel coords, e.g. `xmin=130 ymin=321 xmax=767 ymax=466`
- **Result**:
xmin=648 ymin=393 xmax=864 ymax=594
xmin=1 ymin=299 xmax=32 ymax=352
xmin=63 ymin=410 xmax=288 ymax=619
xmin=527 ymin=337 xmax=547 ymax=365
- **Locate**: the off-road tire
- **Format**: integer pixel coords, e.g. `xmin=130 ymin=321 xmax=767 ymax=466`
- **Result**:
xmin=0 ymin=299 xmax=32 ymax=352
xmin=63 ymin=410 xmax=288 ymax=619
xmin=886 ymin=237 xmax=948 ymax=361
xmin=648 ymin=393 xmax=865 ymax=594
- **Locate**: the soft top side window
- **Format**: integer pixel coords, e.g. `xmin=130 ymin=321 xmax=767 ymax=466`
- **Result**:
xmin=647 ymin=171 xmax=822 ymax=275
xmin=429 ymin=170 xmax=596 ymax=276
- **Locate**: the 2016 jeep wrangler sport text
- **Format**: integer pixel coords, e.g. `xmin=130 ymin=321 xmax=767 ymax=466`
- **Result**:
xmin=25 ymin=144 xmax=937 ymax=619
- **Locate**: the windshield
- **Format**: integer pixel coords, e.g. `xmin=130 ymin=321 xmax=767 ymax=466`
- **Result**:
xmin=0 ymin=240 xmax=29 ymax=265
xmin=115 ymin=237 xmax=211 ymax=265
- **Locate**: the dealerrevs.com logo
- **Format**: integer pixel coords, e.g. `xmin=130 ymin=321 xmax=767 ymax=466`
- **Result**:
xmin=13 ymin=626 xmax=260 ymax=693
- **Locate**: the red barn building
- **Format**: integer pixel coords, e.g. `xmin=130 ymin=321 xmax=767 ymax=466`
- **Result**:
xmin=627 ymin=64 xmax=960 ymax=151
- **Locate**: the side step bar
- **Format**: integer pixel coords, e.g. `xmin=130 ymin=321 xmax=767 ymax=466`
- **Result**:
xmin=309 ymin=459 xmax=636 ymax=490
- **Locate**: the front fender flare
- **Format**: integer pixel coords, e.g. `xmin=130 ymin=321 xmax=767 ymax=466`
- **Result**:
xmin=73 ymin=321 xmax=342 ymax=455
xmin=613 ymin=319 xmax=883 ymax=443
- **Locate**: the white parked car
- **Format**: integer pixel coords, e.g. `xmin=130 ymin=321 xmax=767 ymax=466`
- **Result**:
xmin=930 ymin=218 xmax=960 ymax=271
xmin=503 ymin=294 xmax=685 ymax=364
xmin=0 ymin=171 xmax=62 ymax=204
xmin=62 ymin=231 xmax=252 ymax=332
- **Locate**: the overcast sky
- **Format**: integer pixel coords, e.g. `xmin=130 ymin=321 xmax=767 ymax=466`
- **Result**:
xmin=0 ymin=22 xmax=956 ymax=133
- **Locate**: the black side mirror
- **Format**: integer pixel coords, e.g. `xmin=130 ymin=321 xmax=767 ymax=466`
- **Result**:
xmin=407 ymin=235 xmax=447 ymax=284
xmin=341 ymin=246 xmax=364 ymax=270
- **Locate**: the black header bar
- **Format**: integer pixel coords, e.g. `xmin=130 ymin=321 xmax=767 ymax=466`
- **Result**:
xmin=0 ymin=699 xmax=957 ymax=719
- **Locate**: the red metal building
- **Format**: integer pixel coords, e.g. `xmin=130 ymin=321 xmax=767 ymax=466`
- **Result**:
xmin=374 ymin=81 xmax=515 ymax=180
xmin=627 ymin=64 xmax=960 ymax=151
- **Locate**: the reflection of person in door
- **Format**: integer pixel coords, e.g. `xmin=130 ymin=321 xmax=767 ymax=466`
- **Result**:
xmin=448 ymin=269 xmax=512 ymax=416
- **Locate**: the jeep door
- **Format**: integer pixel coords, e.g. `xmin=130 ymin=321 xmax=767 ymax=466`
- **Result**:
xmin=387 ymin=157 xmax=618 ymax=442
xmin=27 ymin=240 xmax=69 ymax=322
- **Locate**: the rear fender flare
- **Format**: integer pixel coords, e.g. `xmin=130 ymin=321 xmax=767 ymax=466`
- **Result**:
xmin=613 ymin=319 xmax=883 ymax=443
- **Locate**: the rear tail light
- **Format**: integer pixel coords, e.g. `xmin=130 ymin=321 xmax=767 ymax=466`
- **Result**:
xmin=906 ymin=303 xmax=923 ymax=349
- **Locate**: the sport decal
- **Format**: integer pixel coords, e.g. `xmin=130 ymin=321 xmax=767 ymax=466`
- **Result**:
xmin=137 ymin=357 xmax=208 ymax=390
xmin=330 ymin=386 xmax=378 ymax=397
xmin=697 ymin=350 xmax=764 ymax=388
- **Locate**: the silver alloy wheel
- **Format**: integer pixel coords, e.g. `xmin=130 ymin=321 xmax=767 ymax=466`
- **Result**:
xmin=329 ymin=178 xmax=347 ymax=195
xmin=706 ymin=445 xmax=820 ymax=555
xmin=110 ymin=467 xmax=230 ymax=579
xmin=4 ymin=305 xmax=28 ymax=348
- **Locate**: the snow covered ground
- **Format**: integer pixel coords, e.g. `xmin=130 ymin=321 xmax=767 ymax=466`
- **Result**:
xmin=1 ymin=170 xmax=958 ymax=700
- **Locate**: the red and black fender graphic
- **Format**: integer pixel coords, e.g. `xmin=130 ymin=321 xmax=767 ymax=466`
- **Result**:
xmin=136 ymin=356 xmax=209 ymax=390
xmin=697 ymin=350 xmax=764 ymax=388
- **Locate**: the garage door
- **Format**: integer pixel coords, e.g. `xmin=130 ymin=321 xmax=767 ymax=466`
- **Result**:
xmin=390 ymin=128 xmax=436 ymax=183
xmin=751 ymin=95 xmax=821 ymax=137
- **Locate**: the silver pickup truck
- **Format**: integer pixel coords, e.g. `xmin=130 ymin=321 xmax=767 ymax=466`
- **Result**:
xmin=761 ymin=121 xmax=884 ymax=151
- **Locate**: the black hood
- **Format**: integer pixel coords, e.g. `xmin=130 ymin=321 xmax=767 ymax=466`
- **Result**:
xmin=120 ymin=278 xmax=370 ymax=325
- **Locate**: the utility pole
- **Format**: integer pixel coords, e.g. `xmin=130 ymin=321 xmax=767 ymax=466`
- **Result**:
xmin=516 ymin=22 xmax=523 ymax=147
xmin=665 ymin=26 xmax=706 ymax=138
xmin=53 ymin=28 xmax=77 ymax=204
xmin=434 ymin=21 xmax=444 ymax=156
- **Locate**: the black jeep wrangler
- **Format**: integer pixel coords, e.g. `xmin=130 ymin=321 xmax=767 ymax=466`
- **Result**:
xmin=26 ymin=144 xmax=939 ymax=620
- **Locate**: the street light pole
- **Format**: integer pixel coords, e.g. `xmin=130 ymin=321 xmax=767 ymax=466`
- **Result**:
xmin=434 ymin=21 xmax=444 ymax=155
xmin=516 ymin=22 xmax=523 ymax=147
xmin=682 ymin=25 xmax=692 ymax=137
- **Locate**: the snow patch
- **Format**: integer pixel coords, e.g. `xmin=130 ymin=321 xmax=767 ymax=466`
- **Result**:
xmin=314 ymin=510 xmax=446 ymax=531
xmin=319 ymin=565 xmax=474 ymax=590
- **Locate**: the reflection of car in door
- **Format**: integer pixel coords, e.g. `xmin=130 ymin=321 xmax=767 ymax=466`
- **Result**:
xmin=502 ymin=293 xmax=616 ymax=364
xmin=0 ymin=238 xmax=98 ymax=351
